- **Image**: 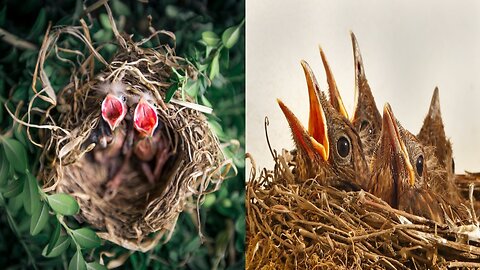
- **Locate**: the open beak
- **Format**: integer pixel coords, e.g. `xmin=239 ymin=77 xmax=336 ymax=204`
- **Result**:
xmin=277 ymin=61 xmax=329 ymax=162
xmin=101 ymin=94 xmax=127 ymax=131
xmin=382 ymin=104 xmax=416 ymax=187
xmin=319 ymin=47 xmax=349 ymax=119
xmin=134 ymin=98 xmax=159 ymax=137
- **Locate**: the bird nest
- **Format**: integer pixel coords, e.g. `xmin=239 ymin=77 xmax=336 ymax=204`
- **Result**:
xmin=246 ymin=151 xmax=480 ymax=269
xmin=25 ymin=11 xmax=230 ymax=251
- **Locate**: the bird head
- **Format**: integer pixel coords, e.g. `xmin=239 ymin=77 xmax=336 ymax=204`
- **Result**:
xmin=101 ymin=92 xmax=128 ymax=132
xmin=349 ymin=32 xmax=382 ymax=158
xmin=278 ymin=60 xmax=368 ymax=186
xmin=418 ymin=87 xmax=454 ymax=176
xmin=133 ymin=97 xmax=159 ymax=137
xmin=373 ymin=103 xmax=427 ymax=195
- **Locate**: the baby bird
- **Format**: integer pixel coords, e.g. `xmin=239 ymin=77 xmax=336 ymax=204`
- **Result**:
xmin=133 ymin=95 xmax=171 ymax=184
xmin=418 ymin=87 xmax=454 ymax=175
xmin=349 ymin=33 xmax=382 ymax=165
xmin=277 ymin=60 xmax=369 ymax=190
xmin=370 ymin=103 xmax=466 ymax=223
xmin=417 ymin=88 xmax=462 ymax=205
xmin=93 ymin=82 xmax=128 ymax=155
xmin=101 ymin=82 xmax=128 ymax=132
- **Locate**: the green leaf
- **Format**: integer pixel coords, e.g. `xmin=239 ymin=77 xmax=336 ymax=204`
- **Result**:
xmin=28 ymin=8 xmax=47 ymax=40
xmin=30 ymin=202 xmax=50 ymax=235
xmin=2 ymin=138 xmax=28 ymax=173
xmin=86 ymin=262 xmax=107 ymax=270
xmin=165 ymin=83 xmax=178 ymax=103
xmin=209 ymin=52 xmax=220 ymax=81
xmin=13 ymin=123 xmax=28 ymax=148
xmin=202 ymin=31 xmax=220 ymax=47
xmin=185 ymin=80 xmax=199 ymax=98
xmin=0 ymin=6 xmax=6 ymax=26
xmin=4 ymin=178 xmax=24 ymax=198
xmin=42 ymin=235 xmax=70 ymax=258
xmin=203 ymin=193 xmax=216 ymax=208
xmin=235 ymin=213 xmax=246 ymax=234
xmin=7 ymin=193 xmax=23 ymax=214
xmin=47 ymin=221 xmax=61 ymax=255
xmin=23 ymin=173 xmax=41 ymax=215
xmin=207 ymin=119 xmax=226 ymax=139
xmin=71 ymin=228 xmax=101 ymax=249
xmin=112 ymin=0 xmax=131 ymax=16
xmin=165 ymin=5 xmax=179 ymax=18
xmin=47 ymin=193 xmax=79 ymax=216
xmin=99 ymin=13 xmax=111 ymax=30
xmin=184 ymin=236 xmax=201 ymax=253
xmin=222 ymin=25 xmax=241 ymax=49
xmin=69 ymin=250 xmax=87 ymax=270
xmin=93 ymin=29 xmax=113 ymax=43
xmin=0 ymin=152 xmax=10 ymax=187
xmin=200 ymin=95 xmax=213 ymax=108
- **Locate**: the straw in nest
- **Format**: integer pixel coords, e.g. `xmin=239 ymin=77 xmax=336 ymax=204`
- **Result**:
xmin=21 ymin=8 xmax=231 ymax=251
xmin=246 ymin=151 xmax=480 ymax=269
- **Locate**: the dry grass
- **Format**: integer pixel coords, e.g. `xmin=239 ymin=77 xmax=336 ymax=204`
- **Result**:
xmin=246 ymin=150 xmax=480 ymax=269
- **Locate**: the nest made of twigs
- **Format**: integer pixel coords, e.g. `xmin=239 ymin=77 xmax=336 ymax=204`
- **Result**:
xmin=24 ymin=9 xmax=230 ymax=251
xmin=246 ymin=150 xmax=480 ymax=269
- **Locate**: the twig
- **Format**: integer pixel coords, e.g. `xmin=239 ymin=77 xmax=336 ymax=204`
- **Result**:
xmin=0 ymin=27 xmax=37 ymax=50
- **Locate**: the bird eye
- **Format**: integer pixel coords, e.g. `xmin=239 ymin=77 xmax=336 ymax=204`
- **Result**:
xmin=451 ymin=158 xmax=455 ymax=173
xmin=122 ymin=96 xmax=127 ymax=102
xmin=416 ymin=155 xmax=424 ymax=176
xmin=336 ymin=136 xmax=350 ymax=158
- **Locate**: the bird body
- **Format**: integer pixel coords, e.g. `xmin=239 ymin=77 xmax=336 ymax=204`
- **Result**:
xmin=370 ymin=103 xmax=467 ymax=223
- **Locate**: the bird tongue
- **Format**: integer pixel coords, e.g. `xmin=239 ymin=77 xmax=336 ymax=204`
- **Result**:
xmin=382 ymin=104 xmax=416 ymax=187
xmin=101 ymin=94 xmax=126 ymax=131
xmin=134 ymin=99 xmax=158 ymax=137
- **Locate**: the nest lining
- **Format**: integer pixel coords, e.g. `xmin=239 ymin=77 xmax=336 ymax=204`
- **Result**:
xmin=26 ymin=11 xmax=230 ymax=251
xmin=246 ymin=150 xmax=480 ymax=269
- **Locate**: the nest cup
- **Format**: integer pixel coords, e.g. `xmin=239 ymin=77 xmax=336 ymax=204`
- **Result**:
xmin=246 ymin=151 xmax=480 ymax=269
xmin=30 ymin=17 xmax=229 ymax=251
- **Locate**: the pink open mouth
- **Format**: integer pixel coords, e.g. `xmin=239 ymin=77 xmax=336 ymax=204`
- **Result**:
xmin=134 ymin=99 xmax=159 ymax=137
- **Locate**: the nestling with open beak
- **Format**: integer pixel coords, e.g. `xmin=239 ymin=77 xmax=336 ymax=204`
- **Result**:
xmin=370 ymin=103 xmax=467 ymax=223
xmin=277 ymin=60 xmax=369 ymax=190
xmin=133 ymin=94 xmax=172 ymax=184
xmin=101 ymin=82 xmax=128 ymax=132
xmin=92 ymin=82 xmax=129 ymax=158
xmin=349 ymin=33 xmax=382 ymax=165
